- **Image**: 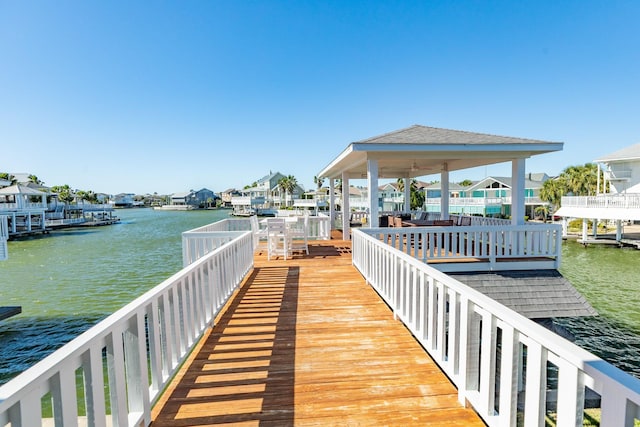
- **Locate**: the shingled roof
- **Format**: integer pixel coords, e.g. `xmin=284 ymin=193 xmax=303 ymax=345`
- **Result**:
xmin=594 ymin=142 xmax=640 ymax=163
xmin=449 ymin=270 xmax=597 ymax=319
xmin=317 ymin=124 xmax=563 ymax=180
xmin=358 ymin=124 xmax=558 ymax=146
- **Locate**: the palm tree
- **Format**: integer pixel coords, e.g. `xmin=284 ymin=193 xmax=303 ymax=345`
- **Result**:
xmin=561 ymin=163 xmax=599 ymax=196
xmin=278 ymin=175 xmax=298 ymax=207
xmin=540 ymin=178 xmax=564 ymax=209
xmin=51 ymin=185 xmax=74 ymax=204
xmin=28 ymin=175 xmax=43 ymax=185
xmin=0 ymin=173 xmax=17 ymax=185
xmin=396 ymin=178 xmax=424 ymax=210
xmin=534 ymin=205 xmax=550 ymax=223
xmin=313 ymin=176 xmax=325 ymax=189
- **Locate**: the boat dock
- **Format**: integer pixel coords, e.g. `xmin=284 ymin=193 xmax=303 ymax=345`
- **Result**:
xmin=0 ymin=306 xmax=21 ymax=321
xmin=577 ymin=231 xmax=640 ymax=249
xmin=151 ymin=236 xmax=484 ymax=426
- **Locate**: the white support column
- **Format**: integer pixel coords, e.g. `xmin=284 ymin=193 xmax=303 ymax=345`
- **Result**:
xmin=368 ymin=159 xmax=379 ymax=227
xmin=403 ymin=177 xmax=411 ymax=213
xmin=582 ymin=218 xmax=588 ymax=241
xmin=441 ymin=164 xmax=450 ymax=220
xmin=511 ymin=159 xmax=526 ymax=225
xmin=616 ymin=219 xmax=623 ymax=241
xmin=329 ymin=178 xmax=336 ymax=230
xmin=342 ymin=171 xmax=350 ymax=240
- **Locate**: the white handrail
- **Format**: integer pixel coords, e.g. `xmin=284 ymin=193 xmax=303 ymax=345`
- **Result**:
xmin=562 ymin=194 xmax=640 ymax=209
xmin=0 ymin=215 xmax=7 ymax=261
xmin=0 ymin=226 xmax=254 ymax=426
xmin=360 ymin=224 xmax=562 ymax=271
xmin=351 ymin=229 xmax=640 ymax=426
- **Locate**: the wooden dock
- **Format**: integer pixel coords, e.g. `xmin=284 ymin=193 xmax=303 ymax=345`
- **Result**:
xmin=151 ymin=238 xmax=484 ymax=426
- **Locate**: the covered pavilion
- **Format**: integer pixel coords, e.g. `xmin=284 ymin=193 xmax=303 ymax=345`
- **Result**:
xmin=317 ymin=124 xmax=563 ymax=239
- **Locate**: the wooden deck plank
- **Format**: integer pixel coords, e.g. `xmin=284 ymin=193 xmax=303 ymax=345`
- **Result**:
xmin=151 ymin=239 xmax=485 ymax=426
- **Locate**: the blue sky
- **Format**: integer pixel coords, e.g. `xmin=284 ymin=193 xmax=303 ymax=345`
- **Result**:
xmin=1 ymin=1 xmax=639 ymax=195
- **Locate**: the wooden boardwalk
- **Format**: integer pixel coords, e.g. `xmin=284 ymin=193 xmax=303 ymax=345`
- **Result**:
xmin=151 ymin=238 xmax=485 ymax=426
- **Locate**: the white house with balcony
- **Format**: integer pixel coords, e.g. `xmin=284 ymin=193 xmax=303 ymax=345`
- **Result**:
xmin=0 ymin=184 xmax=47 ymax=236
xmin=423 ymin=174 xmax=549 ymax=219
xmin=555 ymin=143 xmax=640 ymax=241
xmin=232 ymin=172 xmax=305 ymax=215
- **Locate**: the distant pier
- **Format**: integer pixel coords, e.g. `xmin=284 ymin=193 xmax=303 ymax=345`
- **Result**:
xmin=577 ymin=232 xmax=640 ymax=249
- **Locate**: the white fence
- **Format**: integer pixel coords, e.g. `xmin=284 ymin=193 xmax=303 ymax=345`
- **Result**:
xmin=351 ymin=229 xmax=640 ymax=426
xmin=0 ymin=215 xmax=7 ymax=261
xmin=360 ymin=223 xmax=562 ymax=272
xmin=0 ymin=226 xmax=254 ymax=427
xmin=562 ymin=194 xmax=640 ymax=209
xmin=0 ymin=202 xmax=47 ymax=211
xmin=182 ymin=214 xmax=331 ymax=265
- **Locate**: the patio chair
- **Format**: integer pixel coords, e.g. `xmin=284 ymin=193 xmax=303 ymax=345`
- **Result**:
xmin=289 ymin=215 xmax=309 ymax=255
xmin=250 ymin=215 xmax=268 ymax=251
xmin=458 ymin=216 xmax=472 ymax=226
xmin=266 ymin=218 xmax=290 ymax=260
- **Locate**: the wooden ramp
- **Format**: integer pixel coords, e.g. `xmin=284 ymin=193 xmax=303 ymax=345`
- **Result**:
xmin=151 ymin=239 xmax=484 ymax=426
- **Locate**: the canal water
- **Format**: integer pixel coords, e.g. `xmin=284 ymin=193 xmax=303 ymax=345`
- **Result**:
xmin=0 ymin=210 xmax=639 ymax=385
xmin=0 ymin=208 xmax=230 ymax=385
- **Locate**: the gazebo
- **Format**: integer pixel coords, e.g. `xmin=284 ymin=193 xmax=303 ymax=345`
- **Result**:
xmin=317 ymin=125 xmax=563 ymax=239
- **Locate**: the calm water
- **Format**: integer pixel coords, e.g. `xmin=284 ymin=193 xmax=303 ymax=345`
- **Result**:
xmin=0 ymin=212 xmax=639 ymax=384
xmin=557 ymin=240 xmax=640 ymax=378
xmin=0 ymin=208 xmax=230 ymax=384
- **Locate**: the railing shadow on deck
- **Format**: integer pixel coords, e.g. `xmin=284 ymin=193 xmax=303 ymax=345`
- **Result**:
xmin=152 ymin=266 xmax=300 ymax=426
xmin=254 ymin=242 xmax=351 ymax=260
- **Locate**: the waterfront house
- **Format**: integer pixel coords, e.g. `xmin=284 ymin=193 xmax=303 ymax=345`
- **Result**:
xmin=423 ymin=174 xmax=549 ymax=219
xmin=555 ymin=142 xmax=640 ymax=241
xmin=378 ymin=182 xmax=404 ymax=211
xmin=219 ymin=188 xmax=241 ymax=208
xmin=231 ymin=171 xmax=305 ymax=214
xmin=112 ymin=193 xmax=135 ymax=208
xmin=166 ymin=188 xmax=218 ymax=209
xmin=192 ymin=188 xmax=219 ymax=208
xmin=0 ymin=184 xmax=47 ymax=236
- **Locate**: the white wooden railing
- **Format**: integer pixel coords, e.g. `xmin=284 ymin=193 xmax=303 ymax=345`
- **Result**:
xmin=562 ymin=194 xmax=640 ymax=209
xmin=360 ymin=224 xmax=561 ymax=272
xmin=0 ymin=215 xmax=8 ymax=261
xmin=426 ymin=197 xmax=504 ymax=206
xmin=45 ymin=217 xmax=87 ymax=227
xmin=0 ymin=202 xmax=47 ymax=211
xmin=0 ymin=225 xmax=254 ymax=427
xmin=184 ymin=215 xmax=331 ymax=263
xmin=351 ymin=229 xmax=640 ymax=426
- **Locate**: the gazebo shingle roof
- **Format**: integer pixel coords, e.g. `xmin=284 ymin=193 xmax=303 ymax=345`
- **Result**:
xmin=358 ymin=124 xmax=558 ymax=146
xmin=450 ymin=270 xmax=597 ymax=319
